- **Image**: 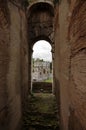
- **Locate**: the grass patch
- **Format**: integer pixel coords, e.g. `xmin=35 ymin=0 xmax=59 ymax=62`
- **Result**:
xmin=44 ymin=78 xmax=53 ymax=83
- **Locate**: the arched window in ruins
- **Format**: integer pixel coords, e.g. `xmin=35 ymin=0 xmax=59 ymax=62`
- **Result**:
xmin=31 ymin=40 xmax=53 ymax=93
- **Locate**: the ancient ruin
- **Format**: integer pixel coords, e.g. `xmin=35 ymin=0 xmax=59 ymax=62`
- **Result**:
xmin=32 ymin=59 xmax=52 ymax=81
xmin=0 ymin=0 xmax=86 ymax=130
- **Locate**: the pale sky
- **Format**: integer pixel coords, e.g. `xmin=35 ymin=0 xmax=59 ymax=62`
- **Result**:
xmin=33 ymin=40 xmax=52 ymax=62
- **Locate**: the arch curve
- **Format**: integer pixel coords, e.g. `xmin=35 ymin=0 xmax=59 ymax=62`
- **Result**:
xmin=27 ymin=1 xmax=54 ymax=18
xmin=27 ymin=0 xmax=54 ymax=13
xmin=32 ymin=35 xmax=53 ymax=48
xmin=27 ymin=2 xmax=54 ymax=47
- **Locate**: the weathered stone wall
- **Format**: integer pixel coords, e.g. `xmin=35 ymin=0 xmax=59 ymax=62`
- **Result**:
xmin=27 ymin=2 xmax=54 ymax=45
xmin=54 ymin=0 xmax=86 ymax=130
xmin=0 ymin=0 xmax=86 ymax=130
xmin=20 ymin=6 xmax=29 ymax=118
xmin=54 ymin=1 xmax=70 ymax=130
xmin=0 ymin=1 xmax=10 ymax=129
xmin=68 ymin=1 xmax=86 ymax=130
xmin=0 ymin=1 xmax=28 ymax=130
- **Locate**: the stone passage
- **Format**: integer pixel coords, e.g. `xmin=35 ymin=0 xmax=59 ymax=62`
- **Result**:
xmin=23 ymin=93 xmax=59 ymax=130
xmin=0 ymin=1 xmax=86 ymax=130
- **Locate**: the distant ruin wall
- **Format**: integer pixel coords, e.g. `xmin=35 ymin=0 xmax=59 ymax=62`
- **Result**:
xmin=32 ymin=82 xmax=52 ymax=93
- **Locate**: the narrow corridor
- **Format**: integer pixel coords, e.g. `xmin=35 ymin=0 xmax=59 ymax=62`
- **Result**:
xmin=0 ymin=1 xmax=86 ymax=130
xmin=23 ymin=93 xmax=59 ymax=130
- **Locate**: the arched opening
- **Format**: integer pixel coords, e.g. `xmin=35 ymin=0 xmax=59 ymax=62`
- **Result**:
xmin=27 ymin=2 xmax=54 ymax=48
xmin=24 ymin=2 xmax=59 ymax=130
xmin=24 ymin=38 xmax=59 ymax=130
xmin=31 ymin=40 xmax=53 ymax=93
xmin=27 ymin=2 xmax=54 ymax=18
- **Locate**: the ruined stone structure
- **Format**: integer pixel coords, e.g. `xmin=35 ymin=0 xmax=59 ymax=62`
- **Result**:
xmin=0 ymin=0 xmax=86 ymax=130
xmin=32 ymin=59 xmax=51 ymax=81
xmin=0 ymin=0 xmax=28 ymax=129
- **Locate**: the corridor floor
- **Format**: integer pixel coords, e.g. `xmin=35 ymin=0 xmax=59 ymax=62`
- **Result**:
xmin=23 ymin=93 xmax=59 ymax=130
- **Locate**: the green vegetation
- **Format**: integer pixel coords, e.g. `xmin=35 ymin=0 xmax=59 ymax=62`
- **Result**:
xmin=44 ymin=78 xmax=53 ymax=83
xmin=23 ymin=93 xmax=59 ymax=130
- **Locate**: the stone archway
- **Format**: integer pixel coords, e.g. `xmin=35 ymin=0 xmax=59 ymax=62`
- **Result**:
xmin=31 ymin=39 xmax=53 ymax=93
xmin=27 ymin=1 xmax=55 ymax=93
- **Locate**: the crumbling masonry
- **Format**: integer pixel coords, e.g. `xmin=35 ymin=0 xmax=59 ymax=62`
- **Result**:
xmin=0 ymin=0 xmax=86 ymax=130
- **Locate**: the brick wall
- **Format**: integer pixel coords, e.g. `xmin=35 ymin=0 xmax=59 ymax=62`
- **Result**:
xmin=69 ymin=1 xmax=86 ymax=129
xmin=55 ymin=0 xmax=86 ymax=130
